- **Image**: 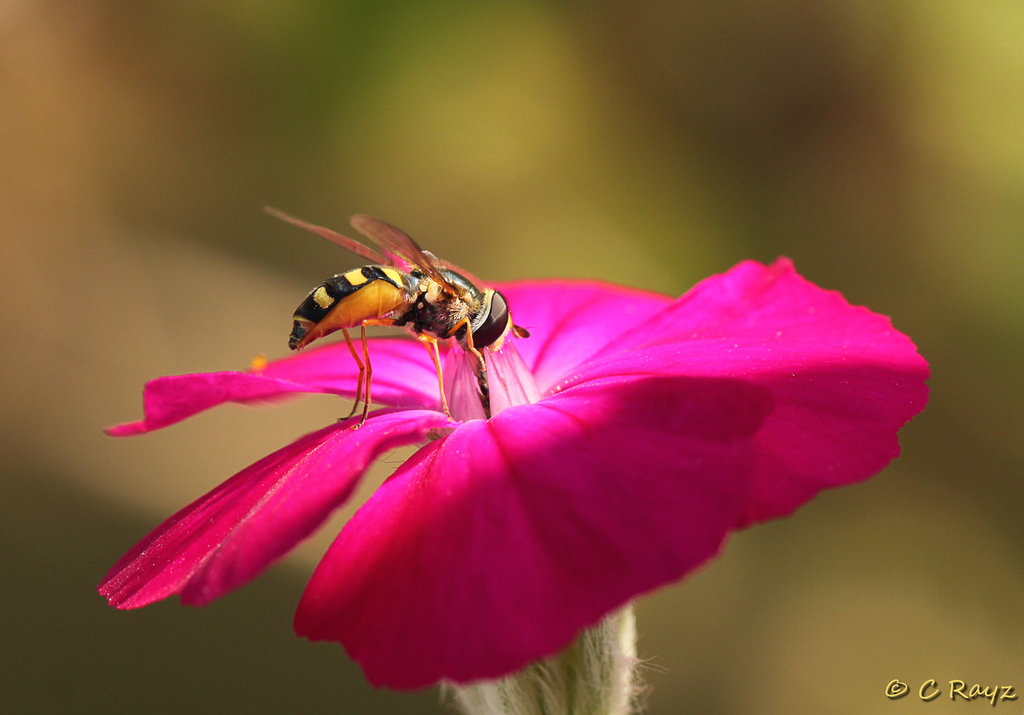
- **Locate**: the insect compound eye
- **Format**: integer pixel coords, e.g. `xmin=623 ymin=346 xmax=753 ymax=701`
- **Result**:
xmin=471 ymin=290 xmax=511 ymax=349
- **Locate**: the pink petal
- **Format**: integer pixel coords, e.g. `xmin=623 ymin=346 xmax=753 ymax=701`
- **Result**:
xmin=107 ymin=338 xmax=443 ymax=436
xmin=98 ymin=409 xmax=451 ymax=609
xmin=295 ymin=374 xmax=772 ymax=688
xmin=561 ymin=259 xmax=930 ymax=526
xmin=494 ymin=280 xmax=674 ymax=394
xmin=442 ymin=341 xmax=542 ymax=422
xmin=260 ymin=337 xmax=445 ymax=406
xmin=442 ymin=348 xmax=488 ymax=422
xmin=483 ymin=340 xmax=541 ymax=414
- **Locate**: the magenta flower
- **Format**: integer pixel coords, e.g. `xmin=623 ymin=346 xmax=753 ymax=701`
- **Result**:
xmin=99 ymin=258 xmax=928 ymax=689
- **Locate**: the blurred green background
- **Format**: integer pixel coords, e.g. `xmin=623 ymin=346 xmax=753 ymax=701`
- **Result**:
xmin=2 ymin=1 xmax=1022 ymax=713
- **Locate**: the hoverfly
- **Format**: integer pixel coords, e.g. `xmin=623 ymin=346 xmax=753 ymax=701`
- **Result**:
xmin=267 ymin=208 xmax=529 ymax=425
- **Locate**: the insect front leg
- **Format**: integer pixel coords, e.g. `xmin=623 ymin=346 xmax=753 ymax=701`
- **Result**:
xmin=451 ymin=318 xmax=490 ymax=418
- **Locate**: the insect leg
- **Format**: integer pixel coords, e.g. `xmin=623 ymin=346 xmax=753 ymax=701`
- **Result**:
xmin=358 ymin=323 xmax=372 ymax=427
xmin=348 ymin=318 xmax=400 ymax=427
xmin=341 ymin=327 xmax=365 ymax=421
xmin=417 ymin=336 xmax=450 ymax=419
xmin=452 ymin=318 xmax=490 ymax=418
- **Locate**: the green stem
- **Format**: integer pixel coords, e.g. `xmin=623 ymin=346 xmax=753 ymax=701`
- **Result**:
xmin=447 ymin=605 xmax=643 ymax=715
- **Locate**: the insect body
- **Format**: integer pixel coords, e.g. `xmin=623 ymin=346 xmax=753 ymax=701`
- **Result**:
xmin=269 ymin=209 xmax=528 ymax=424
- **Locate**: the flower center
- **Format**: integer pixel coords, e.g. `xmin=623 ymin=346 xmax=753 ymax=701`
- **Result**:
xmin=442 ymin=340 xmax=540 ymax=422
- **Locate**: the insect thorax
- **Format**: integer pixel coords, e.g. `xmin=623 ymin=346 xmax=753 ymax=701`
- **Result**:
xmin=392 ymin=269 xmax=481 ymax=340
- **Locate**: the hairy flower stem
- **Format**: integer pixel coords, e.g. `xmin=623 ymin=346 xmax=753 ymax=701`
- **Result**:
xmin=447 ymin=606 xmax=643 ymax=715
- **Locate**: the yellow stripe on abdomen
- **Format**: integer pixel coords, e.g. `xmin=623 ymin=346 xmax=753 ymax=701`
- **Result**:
xmin=381 ymin=267 xmax=404 ymax=285
xmin=345 ymin=268 xmax=370 ymax=286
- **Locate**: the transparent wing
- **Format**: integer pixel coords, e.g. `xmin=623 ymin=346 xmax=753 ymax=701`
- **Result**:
xmin=350 ymin=214 xmax=458 ymax=293
xmin=265 ymin=207 xmax=386 ymax=265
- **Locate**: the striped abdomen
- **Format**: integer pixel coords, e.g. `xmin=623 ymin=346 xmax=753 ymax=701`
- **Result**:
xmin=289 ymin=265 xmax=413 ymax=350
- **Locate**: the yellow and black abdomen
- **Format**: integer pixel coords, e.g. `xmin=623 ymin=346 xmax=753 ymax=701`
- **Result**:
xmin=289 ymin=265 xmax=412 ymax=350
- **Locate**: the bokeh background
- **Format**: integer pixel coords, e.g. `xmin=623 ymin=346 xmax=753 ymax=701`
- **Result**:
xmin=2 ymin=1 xmax=1022 ymax=713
